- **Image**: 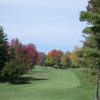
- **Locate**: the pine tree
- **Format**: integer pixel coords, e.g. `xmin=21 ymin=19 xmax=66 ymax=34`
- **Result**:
xmin=80 ymin=0 xmax=100 ymax=100
xmin=0 ymin=26 xmax=8 ymax=74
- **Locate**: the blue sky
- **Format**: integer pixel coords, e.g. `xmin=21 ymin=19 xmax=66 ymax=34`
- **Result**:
xmin=0 ymin=0 xmax=87 ymax=52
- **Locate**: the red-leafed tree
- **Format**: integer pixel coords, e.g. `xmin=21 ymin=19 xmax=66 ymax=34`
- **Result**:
xmin=24 ymin=44 xmax=38 ymax=66
xmin=48 ymin=49 xmax=57 ymax=57
xmin=9 ymin=40 xmax=38 ymax=66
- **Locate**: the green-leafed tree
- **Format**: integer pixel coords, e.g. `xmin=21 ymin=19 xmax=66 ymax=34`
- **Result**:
xmin=80 ymin=0 xmax=100 ymax=100
xmin=0 ymin=26 xmax=8 ymax=75
xmin=45 ymin=55 xmax=53 ymax=67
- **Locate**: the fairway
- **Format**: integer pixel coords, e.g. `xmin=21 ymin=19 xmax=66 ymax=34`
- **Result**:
xmin=0 ymin=66 xmax=95 ymax=100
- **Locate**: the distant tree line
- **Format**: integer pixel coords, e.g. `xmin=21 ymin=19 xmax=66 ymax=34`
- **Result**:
xmin=44 ymin=49 xmax=80 ymax=69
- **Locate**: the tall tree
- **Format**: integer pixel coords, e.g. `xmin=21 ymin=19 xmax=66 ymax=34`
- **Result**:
xmin=80 ymin=0 xmax=100 ymax=100
xmin=0 ymin=26 xmax=8 ymax=74
xmin=24 ymin=44 xmax=38 ymax=66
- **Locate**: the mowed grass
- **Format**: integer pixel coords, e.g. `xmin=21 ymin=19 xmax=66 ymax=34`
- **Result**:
xmin=0 ymin=66 xmax=96 ymax=100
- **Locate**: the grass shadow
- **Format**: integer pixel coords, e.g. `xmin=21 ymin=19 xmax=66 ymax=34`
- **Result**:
xmin=10 ymin=77 xmax=49 ymax=85
xmin=0 ymin=76 xmax=49 ymax=85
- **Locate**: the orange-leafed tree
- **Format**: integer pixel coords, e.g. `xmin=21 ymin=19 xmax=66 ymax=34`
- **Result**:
xmin=46 ymin=49 xmax=63 ymax=68
xmin=60 ymin=52 xmax=72 ymax=68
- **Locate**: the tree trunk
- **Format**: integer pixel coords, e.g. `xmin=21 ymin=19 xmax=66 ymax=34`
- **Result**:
xmin=95 ymin=69 xmax=99 ymax=100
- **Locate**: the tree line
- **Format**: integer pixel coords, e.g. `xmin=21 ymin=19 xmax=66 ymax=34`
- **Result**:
xmin=0 ymin=26 xmax=83 ymax=82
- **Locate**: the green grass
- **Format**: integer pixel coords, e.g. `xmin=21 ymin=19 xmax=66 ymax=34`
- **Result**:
xmin=0 ymin=66 xmax=96 ymax=100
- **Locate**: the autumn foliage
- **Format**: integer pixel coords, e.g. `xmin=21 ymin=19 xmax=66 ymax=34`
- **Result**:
xmin=0 ymin=26 xmax=80 ymax=82
xmin=24 ymin=44 xmax=38 ymax=65
xmin=46 ymin=49 xmax=64 ymax=67
xmin=1 ymin=38 xmax=39 ymax=79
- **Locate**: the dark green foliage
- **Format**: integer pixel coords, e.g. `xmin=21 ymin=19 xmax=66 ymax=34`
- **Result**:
xmin=80 ymin=1 xmax=100 ymax=99
xmin=0 ymin=26 xmax=8 ymax=74
xmin=76 ymin=47 xmax=100 ymax=68
xmin=80 ymin=11 xmax=100 ymax=23
xmin=80 ymin=0 xmax=100 ymax=68
xmin=1 ymin=60 xmax=27 ymax=79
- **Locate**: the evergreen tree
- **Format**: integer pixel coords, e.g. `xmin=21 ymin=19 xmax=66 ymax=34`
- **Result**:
xmin=0 ymin=26 xmax=8 ymax=74
xmin=80 ymin=0 xmax=100 ymax=100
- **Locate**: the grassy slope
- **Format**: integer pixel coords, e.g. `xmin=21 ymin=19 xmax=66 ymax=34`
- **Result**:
xmin=0 ymin=66 xmax=96 ymax=100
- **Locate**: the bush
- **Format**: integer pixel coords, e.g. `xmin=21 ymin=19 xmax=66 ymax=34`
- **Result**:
xmin=1 ymin=60 xmax=28 ymax=80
